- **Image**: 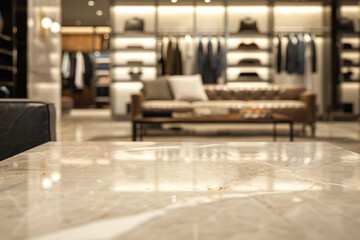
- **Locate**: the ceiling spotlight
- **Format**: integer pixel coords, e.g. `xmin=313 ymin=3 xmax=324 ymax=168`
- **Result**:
xmin=96 ymin=10 xmax=103 ymax=16
xmin=41 ymin=17 xmax=52 ymax=29
xmin=88 ymin=1 xmax=95 ymax=7
xmin=171 ymin=0 xmax=177 ymax=3
xmin=205 ymin=0 xmax=211 ymax=3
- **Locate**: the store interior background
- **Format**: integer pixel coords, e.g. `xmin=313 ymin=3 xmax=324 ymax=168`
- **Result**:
xmin=0 ymin=0 xmax=359 ymax=152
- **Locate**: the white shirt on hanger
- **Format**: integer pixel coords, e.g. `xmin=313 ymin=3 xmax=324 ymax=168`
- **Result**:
xmin=75 ymin=51 xmax=85 ymax=89
xmin=61 ymin=52 xmax=71 ymax=79
xmin=304 ymin=34 xmax=313 ymax=91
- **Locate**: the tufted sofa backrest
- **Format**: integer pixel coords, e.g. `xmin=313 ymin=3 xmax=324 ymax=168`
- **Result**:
xmin=204 ymin=85 xmax=304 ymax=101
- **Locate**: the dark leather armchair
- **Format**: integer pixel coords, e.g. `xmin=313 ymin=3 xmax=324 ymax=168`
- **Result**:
xmin=0 ymin=99 xmax=56 ymax=161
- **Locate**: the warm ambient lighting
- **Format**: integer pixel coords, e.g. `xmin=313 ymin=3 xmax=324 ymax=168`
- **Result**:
xmin=274 ymin=6 xmax=322 ymax=14
xmin=171 ymin=0 xmax=177 ymax=3
xmin=205 ymin=0 xmax=211 ymax=3
xmin=113 ymin=6 xmax=156 ymax=14
xmin=158 ymin=6 xmax=194 ymax=13
xmin=41 ymin=17 xmax=52 ymax=29
xmin=196 ymin=6 xmax=224 ymax=14
xmin=88 ymin=0 xmax=95 ymax=6
xmin=96 ymin=10 xmax=103 ymax=16
xmin=227 ymin=6 xmax=268 ymax=14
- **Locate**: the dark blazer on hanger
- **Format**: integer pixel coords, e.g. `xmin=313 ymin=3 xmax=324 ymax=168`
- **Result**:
xmin=214 ymin=38 xmax=222 ymax=80
xmin=277 ymin=35 xmax=282 ymax=73
xmin=197 ymin=39 xmax=205 ymax=82
xmin=165 ymin=40 xmax=175 ymax=75
xmin=296 ymin=34 xmax=304 ymax=75
xmin=311 ymin=36 xmax=317 ymax=72
xmin=285 ymin=34 xmax=296 ymax=74
xmin=174 ymin=41 xmax=182 ymax=75
xmin=203 ymin=39 xmax=217 ymax=84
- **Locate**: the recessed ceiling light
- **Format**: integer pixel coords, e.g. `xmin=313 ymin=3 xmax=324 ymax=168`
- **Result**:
xmin=88 ymin=1 xmax=95 ymax=7
xmin=171 ymin=0 xmax=177 ymax=3
xmin=205 ymin=0 xmax=211 ymax=3
xmin=96 ymin=10 xmax=103 ymax=16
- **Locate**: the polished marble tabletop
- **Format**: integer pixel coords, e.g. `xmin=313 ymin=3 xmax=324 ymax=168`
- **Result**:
xmin=1 ymin=142 xmax=360 ymax=240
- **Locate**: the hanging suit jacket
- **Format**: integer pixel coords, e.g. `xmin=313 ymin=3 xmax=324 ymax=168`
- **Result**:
xmin=165 ymin=40 xmax=175 ymax=75
xmin=285 ymin=34 xmax=296 ymax=74
xmin=311 ymin=36 xmax=317 ymax=73
xmin=174 ymin=42 xmax=183 ymax=75
xmin=203 ymin=39 xmax=217 ymax=84
xmin=277 ymin=36 xmax=282 ymax=73
xmin=158 ymin=40 xmax=165 ymax=75
xmin=197 ymin=40 xmax=205 ymax=82
xmin=214 ymin=39 xmax=222 ymax=80
xmin=83 ymin=53 xmax=93 ymax=87
xmin=296 ymin=34 xmax=305 ymax=75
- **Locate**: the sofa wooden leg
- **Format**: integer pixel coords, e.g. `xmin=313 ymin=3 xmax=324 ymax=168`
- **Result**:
xmin=310 ymin=123 xmax=316 ymax=138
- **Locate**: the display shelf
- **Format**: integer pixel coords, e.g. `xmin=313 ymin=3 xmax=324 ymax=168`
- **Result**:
xmin=111 ymin=32 xmax=156 ymax=38
xmin=342 ymin=48 xmax=360 ymax=53
xmin=95 ymin=70 xmax=110 ymax=76
xmin=95 ymin=82 xmax=110 ymax=87
xmin=340 ymin=32 xmax=360 ymax=38
xmin=95 ymin=58 xmax=111 ymax=64
xmin=112 ymin=63 xmax=156 ymax=68
xmin=0 ymin=34 xmax=11 ymax=41
xmin=228 ymin=49 xmax=272 ymax=53
xmin=95 ymin=96 xmax=110 ymax=102
xmin=229 ymin=32 xmax=272 ymax=38
xmin=0 ymin=81 xmax=15 ymax=87
xmin=0 ymin=65 xmax=15 ymax=71
xmin=0 ymin=49 xmax=12 ymax=56
xmin=228 ymin=64 xmax=272 ymax=68
xmin=110 ymin=48 xmax=156 ymax=53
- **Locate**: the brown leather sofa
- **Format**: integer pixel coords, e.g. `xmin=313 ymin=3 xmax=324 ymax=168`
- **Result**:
xmin=132 ymin=85 xmax=316 ymax=136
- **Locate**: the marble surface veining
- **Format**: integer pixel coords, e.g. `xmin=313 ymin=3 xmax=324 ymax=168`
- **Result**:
xmin=0 ymin=142 xmax=360 ymax=240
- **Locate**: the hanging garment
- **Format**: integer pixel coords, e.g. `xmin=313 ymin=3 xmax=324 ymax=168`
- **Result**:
xmin=295 ymin=34 xmax=305 ymax=75
xmin=203 ymin=38 xmax=217 ymax=84
xmin=174 ymin=41 xmax=183 ymax=75
xmin=214 ymin=37 xmax=223 ymax=80
xmin=61 ymin=52 xmax=71 ymax=79
xmin=0 ymin=11 xmax=3 ymax=34
xmin=311 ymin=35 xmax=317 ymax=73
xmin=75 ymin=51 xmax=85 ymax=90
xmin=165 ymin=39 xmax=175 ymax=75
xmin=197 ymin=38 xmax=206 ymax=82
xmin=277 ymin=35 xmax=282 ymax=73
xmin=158 ymin=39 xmax=165 ymax=75
xmin=285 ymin=34 xmax=296 ymax=74
xmin=304 ymin=34 xmax=313 ymax=91
xmin=83 ymin=53 xmax=93 ymax=88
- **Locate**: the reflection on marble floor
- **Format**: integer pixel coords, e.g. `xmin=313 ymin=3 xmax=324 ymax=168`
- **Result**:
xmin=59 ymin=109 xmax=360 ymax=153
xmin=1 ymin=142 xmax=360 ymax=240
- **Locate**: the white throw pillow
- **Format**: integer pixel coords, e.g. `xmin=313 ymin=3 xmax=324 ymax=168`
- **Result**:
xmin=167 ymin=75 xmax=208 ymax=102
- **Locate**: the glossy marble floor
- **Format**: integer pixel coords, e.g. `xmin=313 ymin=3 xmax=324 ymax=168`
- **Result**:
xmin=59 ymin=109 xmax=360 ymax=153
xmin=1 ymin=142 xmax=360 ymax=240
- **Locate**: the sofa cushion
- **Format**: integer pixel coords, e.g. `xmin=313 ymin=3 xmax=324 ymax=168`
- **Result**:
xmin=143 ymin=79 xmax=173 ymax=100
xmin=204 ymin=85 xmax=281 ymax=100
xmin=192 ymin=100 xmax=247 ymax=112
xmin=279 ymin=86 xmax=304 ymax=100
xmin=142 ymin=100 xmax=192 ymax=112
xmin=245 ymin=100 xmax=307 ymax=122
xmin=167 ymin=75 xmax=208 ymax=101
